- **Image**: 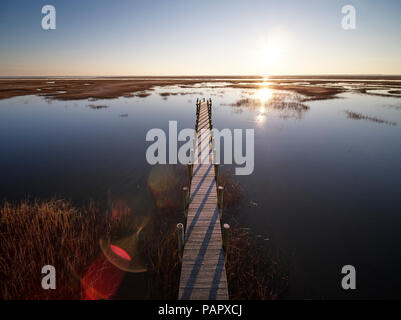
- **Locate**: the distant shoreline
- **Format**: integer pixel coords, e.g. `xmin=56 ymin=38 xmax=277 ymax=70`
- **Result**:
xmin=1 ymin=75 xmax=401 ymax=80
xmin=1 ymin=76 xmax=401 ymax=101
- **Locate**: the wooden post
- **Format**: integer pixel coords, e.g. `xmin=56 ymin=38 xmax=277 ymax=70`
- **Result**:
xmin=213 ymin=148 xmax=217 ymax=164
xmin=183 ymin=187 xmax=189 ymax=217
xmin=223 ymin=223 xmax=230 ymax=252
xmin=217 ymin=186 xmax=224 ymax=211
xmin=193 ymin=137 xmax=197 ymax=152
xmin=177 ymin=223 xmax=185 ymax=257
xmin=190 ymin=148 xmax=194 ymax=164
xmin=188 ymin=162 xmax=193 ymax=184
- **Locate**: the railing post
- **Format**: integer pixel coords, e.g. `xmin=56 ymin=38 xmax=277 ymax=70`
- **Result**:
xmin=193 ymin=137 xmax=197 ymax=152
xmin=177 ymin=223 xmax=185 ymax=258
xmin=223 ymin=223 xmax=230 ymax=253
xmin=190 ymin=148 xmax=194 ymax=164
xmin=188 ymin=162 xmax=193 ymax=184
xmin=217 ymin=186 xmax=224 ymax=215
xmin=213 ymin=146 xmax=219 ymax=181
xmin=183 ymin=187 xmax=189 ymax=217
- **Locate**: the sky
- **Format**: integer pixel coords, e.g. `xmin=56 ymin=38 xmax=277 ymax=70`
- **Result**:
xmin=0 ymin=0 xmax=400 ymax=76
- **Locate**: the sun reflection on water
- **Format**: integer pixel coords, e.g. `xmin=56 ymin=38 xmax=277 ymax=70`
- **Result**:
xmin=255 ymin=83 xmax=273 ymax=125
xmin=256 ymin=86 xmax=273 ymax=104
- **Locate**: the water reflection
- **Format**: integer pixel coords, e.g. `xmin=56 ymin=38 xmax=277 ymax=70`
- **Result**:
xmin=1 ymin=80 xmax=401 ymax=299
xmin=256 ymin=86 xmax=273 ymax=104
xmin=222 ymin=91 xmax=310 ymax=120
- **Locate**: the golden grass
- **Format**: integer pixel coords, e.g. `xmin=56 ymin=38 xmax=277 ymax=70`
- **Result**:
xmin=0 ymin=168 xmax=287 ymax=300
xmin=217 ymin=171 xmax=288 ymax=299
xmin=0 ymin=199 xmax=109 ymax=299
xmin=139 ymin=211 xmax=182 ymax=299
xmin=217 ymin=170 xmax=244 ymax=211
xmin=225 ymin=225 xmax=288 ymax=300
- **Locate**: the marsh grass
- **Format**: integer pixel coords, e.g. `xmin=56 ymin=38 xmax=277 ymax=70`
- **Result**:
xmin=345 ymin=110 xmax=397 ymax=126
xmin=217 ymin=170 xmax=244 ymax=212
xmin=217 ymin=172 xmax=288 ymax=299
xmin=0 ymin=199 xmax=109 ymax=299
xmin=88 ymin=104 xmax=109 ymax=109
xmin=0 ymin=168 xmax=287 ymax=300
xmin=139 ymin=209 xmax=182 ymax=299
xmin=225 ymin=223 xmax=288 ymax=300
xmin=221 ymin=96 xmax=310 ymax=119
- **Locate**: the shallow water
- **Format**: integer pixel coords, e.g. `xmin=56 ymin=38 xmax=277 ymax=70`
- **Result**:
xmin=1 ymin=81 xmax=401 ymax=299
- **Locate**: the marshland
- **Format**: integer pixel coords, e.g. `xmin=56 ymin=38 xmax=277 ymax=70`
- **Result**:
xmin=1 ymin=76 xmax=401 ymax=299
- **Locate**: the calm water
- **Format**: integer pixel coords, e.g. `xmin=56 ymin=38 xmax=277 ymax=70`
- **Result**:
xmin=1 ymin=82 xmax=401 ymax=299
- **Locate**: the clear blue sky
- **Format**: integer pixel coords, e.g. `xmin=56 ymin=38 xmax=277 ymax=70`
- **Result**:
xmin=0 ymin=0 xmax=400 ymax=76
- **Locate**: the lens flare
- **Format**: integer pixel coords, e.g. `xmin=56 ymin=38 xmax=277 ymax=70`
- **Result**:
xmin=111 ymin=198 xmax=132 ymax=220
xmin=66 ymin=214 xmax=150 ymax=300
xmin=147 ymin=165 xmax=180 ymax=208
xmin=81 ymin=254 xmax=126 ymax=300
xmin=110 ymin=244 xmax=131 ymax=261
xmin=99 ymin=232 xmax=148 ymax=273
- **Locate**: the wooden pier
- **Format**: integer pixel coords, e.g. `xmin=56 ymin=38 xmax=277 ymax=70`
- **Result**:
xmin=178 ymin=99 xmax=229 ymax=300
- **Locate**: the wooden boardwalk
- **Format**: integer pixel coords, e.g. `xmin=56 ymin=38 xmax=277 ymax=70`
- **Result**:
xmin=178 ymin=100 xmax=229 ymax=300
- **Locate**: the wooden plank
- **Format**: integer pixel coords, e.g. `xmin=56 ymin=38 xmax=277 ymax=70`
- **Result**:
xmin=178 ymin=100 xmax=228 ymax=300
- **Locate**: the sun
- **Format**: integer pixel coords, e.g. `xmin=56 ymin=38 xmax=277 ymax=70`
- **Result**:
xmin=258 ymin=27 xmax=292 ymax=75
xmin=260 ymin=44 xmax=280 ymax=67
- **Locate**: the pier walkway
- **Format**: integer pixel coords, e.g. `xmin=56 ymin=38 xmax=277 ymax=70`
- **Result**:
xmin=178 ymin=99 xmax=229 ymax=300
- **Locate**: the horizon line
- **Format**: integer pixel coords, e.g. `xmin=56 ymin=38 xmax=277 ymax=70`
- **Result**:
xmin=1 ymin=74 xmax=401 ymax=79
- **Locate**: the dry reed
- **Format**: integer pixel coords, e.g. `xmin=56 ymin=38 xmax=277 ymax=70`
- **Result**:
xmin=0 ymin=199 xmax=109 ymax=299
xmin=0 ymin=167 xmax=288 ymax=300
